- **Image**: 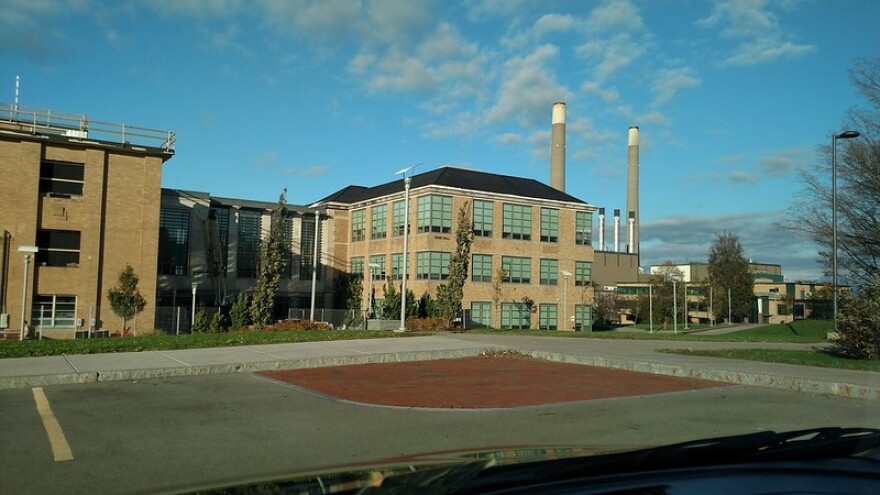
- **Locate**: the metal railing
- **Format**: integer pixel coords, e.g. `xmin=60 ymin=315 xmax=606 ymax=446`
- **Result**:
xmin=0 ymin=102 xmax=175 ymax=153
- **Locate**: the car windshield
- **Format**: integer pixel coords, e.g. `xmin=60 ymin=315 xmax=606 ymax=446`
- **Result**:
xmin=1 ymin=1 xmax=879 ymax=494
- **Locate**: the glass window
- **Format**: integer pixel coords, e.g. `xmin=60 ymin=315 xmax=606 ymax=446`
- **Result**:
xmin=300 ymin=214 xmax=322 ymax=280
xmin=350 ymin=256 xmax=364 ymax=277
xmin=540 ymin=259 xmax=558 ymax=285
xmin=392 ymin=200 xmax=406 ymax=237
xmin=416 ymin=251 xmax=450 ymax=280
xmin=470 ymin=302 xmax=492 ymax=329
xmin=576 ymin=261 xmax=592 ymax=286
xmin=351 ymin=209 xmax=366 ymax=242
xmin=39 ymin=160 xmax=84 ymax=197
xmin=472 ymin=254 xmax=493 ymax=283
xmin=501 ymin=302 xmax=531 ymax=329
xmin=158 ymin=208 xmax=189 ymax=275
xmin=280 ymin=214 xmax=294 ymax=279
xmin=540 ymin=208 xmax=559 ymax=243
xmin=369 ymin=254 xmax=386 ymax=280
xmin=575 ymin=304 xmax=592 ymax=331
xmin=237 ymin=209 xmax=262 ymax=278
xmin=502 ymin=203 xmax=531 ymax=240
xmin=539 ymin=304 xmax=558 ymax=330
xmin=417 ymin=195 xmax=452 ymax=233
xmin=391 ymin=253 xmax=407 ymax=280
xmin=502 ymin=256 xmax=531 ymax=284
xmin=473 ymin=200 xmax=494 ymax=237
xmin=36 ymin=230 xmax=81 ymax=267
xmin=576 ymin=211 xmax=592 ymax=246
xmin=371 ymin=205 xmax=387 ymax=240
xmin=208 ymin=206 xmax=230 ymax=275
xmin=32 ymin=295 xmax=76 ymax=330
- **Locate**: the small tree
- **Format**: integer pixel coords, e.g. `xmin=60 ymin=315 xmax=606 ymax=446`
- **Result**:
xmin=230 ymin=292 xmax=251 ymax=329
xmin=251 ymin=189 xmax=289 ymax=328
xmin=107 ymin=264 xmax=147 ymax=336
xmin=192 ymin=309 xmax=209 ymax=333
xmin=835 ymin=281 xmax=880 ymax=360
xmin=343 ymin=274 xmax=364 ymax=329
xmin=708 ymin=232 xmax=754 ymax=323
xmin=436 ymin=201 xmax=474 ymax=322
xmin=209 ymin=309 xmax=229 ymax=333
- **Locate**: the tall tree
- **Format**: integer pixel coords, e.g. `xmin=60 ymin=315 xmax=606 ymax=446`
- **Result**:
xmin=708 ymin=231 xmax=753 ymax=322
xmin=436 ymin=201 xmax=474 ymax=322
xmin=107 ymin=264 xmax=147 ymax=336
xmin=251 ymin=189 xmax=288 ymax=327
xmin=784 ymin=56 xmax=880 ymax=287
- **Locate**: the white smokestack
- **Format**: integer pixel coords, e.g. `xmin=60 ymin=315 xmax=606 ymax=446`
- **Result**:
xmin=550 ymin=102 xmax=566 ymax=192
xmin=613 ymin=208 xmax=620 ymax=253
xmin=626 ymin=126 xmax=640 ymax=254
xmin=598 ymin=207 xmax=605 ymax=251
xmin=627 ymin=211 xmax=635 ymax=253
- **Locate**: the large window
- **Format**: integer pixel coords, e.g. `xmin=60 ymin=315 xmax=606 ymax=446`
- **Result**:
xmin=501 ymin=302 xmax=531 ymax=329
xmin=502 ymin=203 xmax=531 ymax=240
xmin=575 ymin=261 xmax=592 ymax=286
xmin=158 ymin=208 xmax=189 ymax=275
xmin=369 ymin=254 xmax=386 ymax=280
xmin=576 ymin=211 xmax=592 ymax=246
xmin=540 ymin=208 xmax=559 ymax=243
xmin=539 ymin=304 xmax=558 ymax=330
xmin=472 ymin=254 xmax=493 ymax=283
xmin=575 ymin=305 xmax=592 ymax=331
xmin=281 ymin=214 xmax=294 ymax=279
xmin=36 ymin=230 xmax=80 ymax=267
xmin=351 ymin=209 xmax=366 ymax=242
xmin=300 ymin=214 xmax=322 ymax=280
xmin=208 ymin=206 xmax=230 ymax=275
xmin=371 ymin=205 xmax=387 ymax=240
xmin=416 ymin=251 xmax=450 ymax=280
xmin=237 ymin=209 xmax=262 ymax=278
xmin=40 ymin=160 xmax=84 ymax=197
xmin=350 ymin=256 xmax=364 ymax=277
xmin=417 ymin=195 xmax=452 ymax=233
xmin=502 ymin=256 xmax=531 ymax=284
xmin=392 ymin=200 xmax=406 ymax=237
xmin=470 ymin=302 xmax=492 ymax=329
xmin=391 ymin=253 xmax=407 ymax=280
xmin=540 ymin=259 xmax=558 ymax=285
xmin=32 ymin=295 xmax=77 ymax=330
xmin=473 ymin=200 xmax=494 ymax=237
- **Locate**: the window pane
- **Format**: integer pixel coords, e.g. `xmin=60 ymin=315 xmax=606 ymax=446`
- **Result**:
xmin=472 ymin=254 xmax=492 ymax=282
xmin=540 ymin=259 xmax=558 ymax=285
xmin=36 ymin=230 xmax=81 ymax=267
xmin=470 ymin=302 xmax=492 ymax=329
xmin=501 ymin=256 xmax=531 ymax=284
xmin=473 ymin=200 xmax=493 ymax=237
xmin=576 ymin=211 xmax=592 ymax=246
xmin=540 ymin=208 xmax=559 ymax=243
xmin=237 ymin=209 xmax=262 ymax=278
xmin=351 ymin=209 xmax=366 ymax=242
xmin=371 ymin=205 xmax=387 ymax=240
xmin=502 ymin=203 xmax=531 ymax=240
xmin=158 ymin=208 xmax=189 ymax=275
xmin=539 ymin=304 xmax=558 ymax=330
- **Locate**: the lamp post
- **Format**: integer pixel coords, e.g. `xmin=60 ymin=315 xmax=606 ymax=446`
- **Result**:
xmin=672 ymin=279 xmax=678 ymax=334
xmin=832 ymin=130 xmax=860 ymax=333
xmin=727 ymin=286 xmax=732 ymax=325
xmin=394 ymin=164 xmax=419 ymax=332
xmin=683 ymin=281 xmax=689 ymax=330
xmin=560 ymin=270 xmax=572 ymax=331
xmin=648 ymin=284 xmax=654 ymax=333
xmin=191 ymin=281 xmax=198 ymax=333
xmin=310 ymin=210 xmax=320 ymax=322
xmin=367 ymin=262 xmax=380 ymax=321
xmin=17 ymin=245 xmax=38 ymax=341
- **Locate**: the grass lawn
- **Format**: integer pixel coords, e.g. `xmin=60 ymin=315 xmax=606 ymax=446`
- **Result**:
xmin=468 ymin=320 xmax=831 ymax=343
xmin=659 ymin=348 xmax=880 ymax=372
xmin=0 ymin=330 xmax=417 ymax=359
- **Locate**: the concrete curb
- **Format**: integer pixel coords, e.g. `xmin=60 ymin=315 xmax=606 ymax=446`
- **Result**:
xmin=525 ymin=351 xmax=880 ymax=401
xmin=0 ymin=348 xmax=496 ymax=390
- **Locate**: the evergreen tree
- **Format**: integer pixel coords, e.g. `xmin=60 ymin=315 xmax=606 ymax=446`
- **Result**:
xmin=107 ymin=264 xmax=147 ymax=336
xmin=251 ymin=189 xmax=289 ymax=327
xmin=436 ymin=201 xmax=474 ymax=322
xmin=230 ymin=292 xmax=251 ymax=329
xmin=708 ymin=231 xmax=754 ymax=322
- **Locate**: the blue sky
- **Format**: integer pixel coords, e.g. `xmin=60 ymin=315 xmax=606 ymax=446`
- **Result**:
xmin=2 ymin=0 xmax=877 ymax=281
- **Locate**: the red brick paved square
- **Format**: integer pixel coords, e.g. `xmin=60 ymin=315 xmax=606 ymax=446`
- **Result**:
xmin=259 ymin=355 xmax=726 ymax=408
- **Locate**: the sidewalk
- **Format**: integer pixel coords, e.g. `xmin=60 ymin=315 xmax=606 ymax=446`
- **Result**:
xmin=1 ymin=333 xmax=878 ymax=400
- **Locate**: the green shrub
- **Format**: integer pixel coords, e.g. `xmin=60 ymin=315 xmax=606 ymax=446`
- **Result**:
xmin=191 ymin=309 xmax=210 ymax=333
xmin=230 ymin=293 xmax=251 ymax=329
xmin=209 ymin=310 xmax=230 ymax=333
xmin=834 ymin=282 xmax=880 ymax=360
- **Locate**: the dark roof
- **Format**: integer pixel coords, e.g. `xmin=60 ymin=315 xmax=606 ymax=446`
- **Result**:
xmin=315 ymin=166 xmax=587 ymax=206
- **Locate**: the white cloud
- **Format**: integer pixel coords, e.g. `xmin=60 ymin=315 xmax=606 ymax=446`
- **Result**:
xmin=485 ymin=44 xmax=571 ymax=127
xmin=585 ymin=0 xmax=645 ymax=33
xmin=581 ymin=81 xmax=620 ymax=103
xmin=576 ymin=32 xmax=648 ymax=81
xmin=729 ymin=171 xmax=761 ymax=185
xmin=255 ymin=152 xmax=276 ymax=166
xmin=756 ymin=145 xmax=813 ymax=176
xmin=533 ymin=13 xmax=577 ymax=37
xmin=367 ymin=51 xmax=437 ymax=92
xmin=495 ymin=133 xmax=524 ymax=145
xmin=651 ymin=66 xmax=701 ymax=106
xmin=696 ymin=0 xmax=815 ymax=67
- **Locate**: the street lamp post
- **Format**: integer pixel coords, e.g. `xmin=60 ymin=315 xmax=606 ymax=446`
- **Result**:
xmin=727 ymin=286 xmax=732 ymax=325
xmin=648 ymin=284 xmax=654 ymax=333
xmin=310 ymin=210 xmax=320 ymax=322
xmin=683 ymin=281 xmax=689 ymax=330
xmin=395 ymin=165 xmax=419 ymax=332
xmin=672 ymin=279 xmax=678 ymax=334
xmin=191 ymin=282 xmax=198 ymax=333
xmin=17 ymin=245 xmax=38 ymax=341
xmin=561 ymin=270 xmax=572 ymax=331
xmin=832 ymin=130 xmax=860 ymax=333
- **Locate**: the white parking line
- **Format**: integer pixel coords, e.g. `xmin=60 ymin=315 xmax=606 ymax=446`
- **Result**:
xmin=31 ymin=387 xmax=74 ymax=462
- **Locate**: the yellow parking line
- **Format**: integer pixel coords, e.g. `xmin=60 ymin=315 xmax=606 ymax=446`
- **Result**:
xmin=32 ymin=387 xmax=74 ymax=462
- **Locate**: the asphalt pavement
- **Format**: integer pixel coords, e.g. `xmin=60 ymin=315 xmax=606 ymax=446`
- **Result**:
xmin=1 ymin=332 xmax=877 ymax=400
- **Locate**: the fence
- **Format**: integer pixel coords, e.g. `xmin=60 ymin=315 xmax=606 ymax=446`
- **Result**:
xmin=154 ymin=306 xmax=358 ymax=333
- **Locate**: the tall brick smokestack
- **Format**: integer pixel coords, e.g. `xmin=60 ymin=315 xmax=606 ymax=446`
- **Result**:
xmin=626 ymin=126 xmax=639 ymax=254
xmin=550 ymin=102 xmax=566 ymax=192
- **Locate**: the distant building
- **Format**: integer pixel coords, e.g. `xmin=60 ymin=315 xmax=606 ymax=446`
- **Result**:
xmin=0 ymin=103 xmax=175 ymax=339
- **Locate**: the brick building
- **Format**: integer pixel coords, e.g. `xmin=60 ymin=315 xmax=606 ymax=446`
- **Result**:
xmin=0 ymin=104 xmax=174 ymax=339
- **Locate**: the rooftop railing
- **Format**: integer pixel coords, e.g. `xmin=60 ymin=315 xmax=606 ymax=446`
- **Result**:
xmin=0 ymin=102 xmax=175 ymax=153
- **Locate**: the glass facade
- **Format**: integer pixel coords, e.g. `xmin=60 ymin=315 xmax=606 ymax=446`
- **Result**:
xmin=237 ymin=209 xmax=262 ymax=278
xmin=158 ymin=208 xmax=190 ymax=275
xmin=300 ymin=214 xmax=322 ymax=280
